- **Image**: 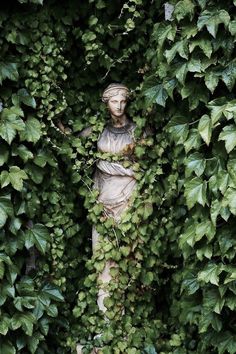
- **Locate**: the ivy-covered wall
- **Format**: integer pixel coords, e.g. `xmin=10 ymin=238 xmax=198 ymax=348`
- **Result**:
xmin=1 ymin=0 xmax=236 ymax=353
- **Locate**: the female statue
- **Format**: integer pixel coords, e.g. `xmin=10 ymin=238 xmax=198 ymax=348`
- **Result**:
xmin=77 ymin=83 xmax=137 ymax=353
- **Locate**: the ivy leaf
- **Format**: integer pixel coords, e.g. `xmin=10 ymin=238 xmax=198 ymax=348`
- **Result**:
xmin=0 ymin=62 xmax=19 ymax=84
xmin=216 ymin=332 xmax=236 ymax=354
xmin=168 ymin=116 xmax=189 ymax=144
xmin=223 ymin=188 xmax=236 ymax=215
xmin=25 ymin=224 xmax=50 ymax=254
xmin=0 ymin=196 xmax=13 ymax=228
xmin=197 ymin=10 xmax=230 ymax=38
xmin=0 ymin=107 xmax=25 ymax=144
xmin=189 ymin=39 xmax=212 ymax=58
xmin=41 ymin=284 xmax=64 ymax=302
xmin=198 ymin=114 xmax=212 ymax=145
xmin=165 ymin=39 xmax=188 ymax=64
xmin=229 ymin=20 xmax=236 ymax=36
xmin=184 ymin=128 xmax=202 ymax=153
xmin=184 ymin=177 xmax=207 ymax=209
xmin=19 ymin=117 xmax=42 ymax=143
xmin=219 ymin=125 xmax=236 ymax=153
xmin=152 ymin=23 xmax=176 ymax=46
xmin=185 ymin=152 xmax=206 ymax=177
xmin=144 ymin=84 xmax=168 ymax=107
xmin=204 ymin=71 xmax=219 ymax=93
xmin=0 ymin=342 xmax=16 ymax=354
xmin=12 ymin=88 xmax=36 ymax=108
xmin=174 ymin=0 xmax=195 ymax=21
xmin=198 ymin=262 xmax=221 ymax=285
xmin=0 ymin=166 xmax=28 ymax=191
xmin=0 ymin=143 xmax=9 ymax=166
xmin=221 ymin=62 xmax=236 ymax=91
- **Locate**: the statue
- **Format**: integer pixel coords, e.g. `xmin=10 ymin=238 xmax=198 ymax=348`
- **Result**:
xmin=77 ymin=83 xmax=137 ymax=354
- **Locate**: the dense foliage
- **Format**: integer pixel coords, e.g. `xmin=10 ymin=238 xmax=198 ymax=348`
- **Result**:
xmin=1 ymin=0 xmax=236 ymax=353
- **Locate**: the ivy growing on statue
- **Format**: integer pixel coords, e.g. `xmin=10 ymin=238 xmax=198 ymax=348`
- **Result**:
xmin=1 ymin=0 xmax=236 ymax=353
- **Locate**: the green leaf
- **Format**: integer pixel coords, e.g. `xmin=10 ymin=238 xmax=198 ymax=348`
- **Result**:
xmin=184 ymin=128 xmax=202 ymax=153
xmin=0 ymin=196 xmax=13 ymax=228
xmin=12 ymin=88 xmax=36 ymax=108
xmin=0 ymin=62 xmax=19 ymax=84
xmin=168 ymin=116 xmax=189 ymax=144
xmin=197 ymin=10 xmax=230 ymax=38
xmin=144 ymin=84 xmax=168 ymax=107
xmin=219 ymin=125 xmax=236 ymax=153
xmin=204 ymin=71 xmax=219 ymax=93
xmin=13 ymin=144 xmax=34 ymax=162
xmin=0 ymin=166 xmax=28 ymax=191
xmin=229 ymin=20 xmax=236 ymax=36
xmin=184 ymin=177 xmax=207 ymax=209
xmin=0 ymin=143 xmax=9 ymax=166
xmin=198 ymin=115 xmax=212 ymax=145
xmin=185 ymin=152 xmax=206 ymax=177
xmin=198 ymin=262 xmax=221 ymax=285
xmin=19 ymin=117 xmax=41 ymax=143
xmin=152 ymin=23 xmax=176 ymax=47
xmin=25 ymin=224 xmax=50 ymax=254
xmin=0 ymin=341 xmax=16 ymax=354
xmin=174 ymin=0 xmax=195 ymax=21
xmin=41 ymin=284 xmax=64 ymax=302
xmin=0 ymin=316 xmax=10 ymax=335
xmin=181 ymin=273 xmax=199 ymax=295
xmin=165 ymin=39 xmax=188 ymax=64
xmin=0 ymin=107 xmax=25 ymax=144
xmin=223 ymin=188 xmax=236 ymax=215
xmin=189 ymin=39 xmax=212 ymax=58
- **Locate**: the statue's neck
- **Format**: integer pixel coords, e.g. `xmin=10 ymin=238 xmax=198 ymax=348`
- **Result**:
xmin=111 ymin=114 xmax=128 ymax=128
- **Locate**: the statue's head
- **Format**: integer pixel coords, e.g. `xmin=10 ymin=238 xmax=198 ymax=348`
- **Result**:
xmin=102 ymin=83 xmax=130 ymax=118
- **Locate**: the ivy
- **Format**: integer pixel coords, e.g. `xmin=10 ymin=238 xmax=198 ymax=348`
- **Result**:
xmin=0 ymin=0 xmax=236 ymax=353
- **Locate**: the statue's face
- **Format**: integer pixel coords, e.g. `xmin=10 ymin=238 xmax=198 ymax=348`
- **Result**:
xmin=107 ymin=90 xmax=127 ymax=118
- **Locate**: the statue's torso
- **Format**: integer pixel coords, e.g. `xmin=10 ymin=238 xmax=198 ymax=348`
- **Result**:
xmin=95 ymin=121 xmax=136 ymax=219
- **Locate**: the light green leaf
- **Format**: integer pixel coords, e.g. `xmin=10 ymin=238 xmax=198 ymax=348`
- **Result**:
xmin=184 ymin=177 xmax=207 ymax=209
xmin=0 ymin=107 xmax=25 ymax=144
xmin=0 ymin=166 xmax=28 ymax=191
xmin=19 ymin=117 xmax=41 ymax=143
xmin=198 ymin=114 xmax=212 ymax=145
xmin=219 ymin=125 xmax=236 ymax=153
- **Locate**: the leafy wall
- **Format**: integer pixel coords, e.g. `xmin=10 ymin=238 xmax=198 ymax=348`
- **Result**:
xmin=0 ymin=0 xmax=236 ymax=353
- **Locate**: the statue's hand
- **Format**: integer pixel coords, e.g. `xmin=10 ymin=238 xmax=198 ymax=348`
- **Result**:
xmin=78 ymin=126 xmax=93 ymax=137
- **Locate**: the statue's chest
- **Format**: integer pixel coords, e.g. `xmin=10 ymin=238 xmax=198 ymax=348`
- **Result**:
xmin=97 ymin=127 xmax=135 ymax=154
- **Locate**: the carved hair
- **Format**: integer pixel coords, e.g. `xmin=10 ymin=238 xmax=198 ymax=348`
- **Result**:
xmin=102 ymin=83 xmax=130 ymax=103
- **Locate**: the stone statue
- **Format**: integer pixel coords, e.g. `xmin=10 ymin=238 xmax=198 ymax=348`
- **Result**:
xmin=77 ymin=83 xmax=137 ymax=354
